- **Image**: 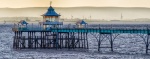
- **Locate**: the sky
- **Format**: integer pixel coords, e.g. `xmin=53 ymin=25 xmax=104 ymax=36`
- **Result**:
xmin=0 ymin=0 xmax=150 ymax=8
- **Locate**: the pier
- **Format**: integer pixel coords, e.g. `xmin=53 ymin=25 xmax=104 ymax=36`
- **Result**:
xmin=12 ymin=24 xmax=150 ymax=54
xmin=13 ymin=30 xmax=89 ymax=49
xmin=11 ymin=1 xmax=150 ymax=54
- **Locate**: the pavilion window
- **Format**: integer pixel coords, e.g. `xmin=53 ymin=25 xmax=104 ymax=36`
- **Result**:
xmin=46 ymin=18 xmax=49 ymax=21
xmin=52 ymin=17 xmax=55 ymax=21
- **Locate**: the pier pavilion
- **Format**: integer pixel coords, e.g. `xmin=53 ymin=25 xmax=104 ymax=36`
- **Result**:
xmin=41 ymin=2 xmax=63 ymax=29
xmin=12 ymin=2 xmax=89 ymax=50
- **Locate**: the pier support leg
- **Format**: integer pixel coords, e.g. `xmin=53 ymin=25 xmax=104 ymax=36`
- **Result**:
xmin=97 ymin=33 xmax=118 ymax=52
xmin=86 ymin=33 xmax=89 ymax=49
xmin=55 ymin=32 xmax=59 ymax=49
xmin=110 ymin=34 xmax=113 ymax=52
xmin=98 ymin=33 xmax=101 ymax=52
xmin=146 ymin=35 xmax=149 ymax=54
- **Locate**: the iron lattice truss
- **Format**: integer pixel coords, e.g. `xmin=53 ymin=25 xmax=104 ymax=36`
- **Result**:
xmin=13 ymin=24 xmax=150 ymax=54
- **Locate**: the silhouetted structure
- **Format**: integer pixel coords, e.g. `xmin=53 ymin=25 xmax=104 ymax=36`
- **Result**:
xmin=12 ymin=1 xmax=150 ymax=54
xmin=12 ymin=1 xmax=88 ymax=50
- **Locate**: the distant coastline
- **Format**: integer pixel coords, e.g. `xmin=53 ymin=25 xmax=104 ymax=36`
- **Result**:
xmin=0 ymin=7 xmax=150 ymax=21
xmin=0 ymin=17 xmax=150 ymax=24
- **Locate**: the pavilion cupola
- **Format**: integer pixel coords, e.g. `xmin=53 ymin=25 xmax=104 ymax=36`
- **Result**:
xmin=42 ymin=1 xmax=61 ymax=22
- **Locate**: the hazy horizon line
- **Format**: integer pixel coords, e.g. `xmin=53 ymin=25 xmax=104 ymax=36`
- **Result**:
xmin=2 ymin=6 xmax=150 ymax=9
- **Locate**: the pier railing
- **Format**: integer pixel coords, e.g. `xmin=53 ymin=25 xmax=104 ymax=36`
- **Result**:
xmin=12 ymin=24 xmax=150 ymax=34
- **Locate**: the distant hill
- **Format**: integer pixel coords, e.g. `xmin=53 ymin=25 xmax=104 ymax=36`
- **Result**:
xmin=0 ymin=17 xmax=43 ymax=22
xmin=0 ymin=7 xmax=150 ymax=21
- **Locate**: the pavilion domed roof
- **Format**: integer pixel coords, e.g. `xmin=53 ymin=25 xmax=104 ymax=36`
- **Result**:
xmin=42 ymin=6 xmax=60 ymax=16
